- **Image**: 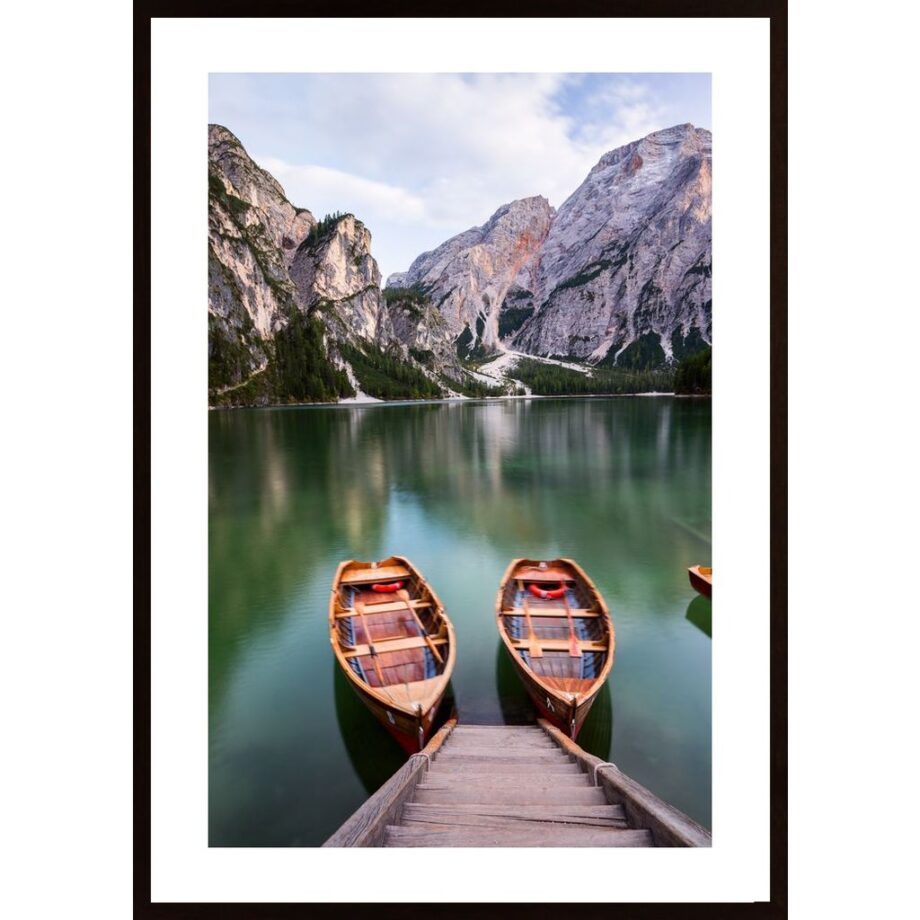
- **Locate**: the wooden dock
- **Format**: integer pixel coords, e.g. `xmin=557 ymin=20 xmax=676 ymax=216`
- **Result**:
xmin=324 ymin=719 xmax=711 ymax=847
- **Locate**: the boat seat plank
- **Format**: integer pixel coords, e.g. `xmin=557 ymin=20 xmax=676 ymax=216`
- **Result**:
xmin=340 ymin=565 xmax=411 ymax=585
xmin=376 ymin=681 xmax=438 ymax=707
xmin=510 ymin=639 xmax=608 ymax=653
xmin=534 ymin=676 xmax=596 ymax=693
xmin=501 ymin=607 xmax=599 ymax=618
xmin=336 ymin=600 xmax=431 ymax=618
xmin=343 ymin=635 xmax=447 ymax=658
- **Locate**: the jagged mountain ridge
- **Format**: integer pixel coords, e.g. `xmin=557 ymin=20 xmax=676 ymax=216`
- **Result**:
xmin=385 ymin=196 xmax=555 ymax=355
xmin=208 ymin=123 xmax=711 ymax=407
xmin=387 ymin=124 xmax=712 ymax=368
xmin=207 ymin=125 xmax=474 ymax=405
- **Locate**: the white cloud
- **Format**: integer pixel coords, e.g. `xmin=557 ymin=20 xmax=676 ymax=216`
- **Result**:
xmin=217 ymin=73 xmax=691 ymax=278
xmin=259 ymin=158 xmax=428 ymax=224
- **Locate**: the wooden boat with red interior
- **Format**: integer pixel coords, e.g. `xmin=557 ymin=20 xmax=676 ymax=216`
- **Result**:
xmin=688 ymin=565 xmax=712 ymax=599
xmin=329 ymin=556 xmax=456 ymax=754
xmin=496 ymin=558 xmax=615 ymax=739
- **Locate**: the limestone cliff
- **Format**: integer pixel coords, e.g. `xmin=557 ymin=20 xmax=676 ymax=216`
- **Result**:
xmin=388 ymin=124 xmax=712 ymax=369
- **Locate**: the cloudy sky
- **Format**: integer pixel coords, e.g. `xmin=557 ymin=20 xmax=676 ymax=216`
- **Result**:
xmin=209 ymin=73 xmax=710 ymax=281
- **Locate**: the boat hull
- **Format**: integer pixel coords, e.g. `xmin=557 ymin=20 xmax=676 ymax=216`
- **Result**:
xmin=329 ymin=555 xmax=455 ymax=756
xmin=350 ymin=677 xmax=447 ymax=754
xmin=510 ymin=654 xmax=601 ymax=739
xmin=688 ymin=566 xmax=712 ymax=599
xmin=496 ymin=557 xmax=615 ymax=740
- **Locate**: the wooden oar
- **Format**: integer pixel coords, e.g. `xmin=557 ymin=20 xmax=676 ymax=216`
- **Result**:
xmin=354 ymin=599 xmax=387 ymax=686
xmin=397 ymin=589 xmax=444 ymax=666
xmin=517 ymin=580 xmax=542 ymax=658
xmin=561 ymin=587 xmax=583 ymax=658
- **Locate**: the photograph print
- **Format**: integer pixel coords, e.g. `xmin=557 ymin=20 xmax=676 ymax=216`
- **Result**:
xmin=207 ymin=72 xmax=713 ymax=848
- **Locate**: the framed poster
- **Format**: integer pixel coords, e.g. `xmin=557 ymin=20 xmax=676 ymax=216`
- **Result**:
xmin=137 ymin=2 xmax=786 ymax=914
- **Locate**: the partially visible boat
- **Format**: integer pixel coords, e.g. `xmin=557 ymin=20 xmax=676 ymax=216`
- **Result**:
xmin=496 ymin=558 xmax=615 ymax=739
xmin=329 ymin=556 xmax=455 ymax=753
xmin=688 ymin=565 xmax=712 ymax=599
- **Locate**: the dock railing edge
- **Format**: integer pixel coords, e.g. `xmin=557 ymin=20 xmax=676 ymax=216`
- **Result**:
xmin=322 ymin=716 xmax=457 ymax=847
xmin=536 ymin=719 xmax=712 ymax=847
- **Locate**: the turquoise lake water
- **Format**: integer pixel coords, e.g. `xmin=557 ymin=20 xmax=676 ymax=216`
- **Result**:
xmin=209 ymin=396 xmax=712 ymax=845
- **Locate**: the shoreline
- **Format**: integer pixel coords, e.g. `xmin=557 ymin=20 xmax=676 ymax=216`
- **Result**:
xmin=208 ymin=392 xmax=711 ymax=411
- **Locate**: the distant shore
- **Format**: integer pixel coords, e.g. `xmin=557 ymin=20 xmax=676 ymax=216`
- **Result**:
xmin=208 ymin=392 xmax=711 ymax=411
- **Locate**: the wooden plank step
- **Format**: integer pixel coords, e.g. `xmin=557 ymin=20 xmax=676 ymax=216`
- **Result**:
xmin=340 ymin=565 xmax=410 ymax=585
xmin=502 ymin=608 xmax=600 ymax=618
xmin=384 ymin=825 xmax=654 ymax=847
xmin=413 ymin=785 xmax=609 ymax=806
xmin=335 ymin=600 xmax=430 ymax=618
xmin=422 ymin=772 xmax=592 ymax=788
xmin=449 ymin=731 xmax=545 ymax=739
xmin=434 ymin=752 xmax=571 ymax=765
xmin=342 ymin=635 xmax=447 ymax=658
xmin=441 ymin=748 xmax=558 ymax=759
xmin=443 ymin=743 xmax=557 ymax=754
xmin=451 ymin=725 xmax=544 ymax=733
xmin=403 ymin=803 xmax=626 ymax=821
xmin=401 ymin=810 xmax=627 ymax=830
xmin=427 ymin=761 xmax=581 ymax=775
xmin=446 ymin=733 xmax=554 ymax=743
xmin=447 ymin=731 xmax=559 ymax=747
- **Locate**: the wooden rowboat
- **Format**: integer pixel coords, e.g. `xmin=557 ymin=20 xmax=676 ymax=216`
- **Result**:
xmin=496 ymin=558 xmax=615 ymax=739
xmin=688 ymin=565 xmax=712 ymax=599
xmin=329 ymin=556 xmax=456 ymax=754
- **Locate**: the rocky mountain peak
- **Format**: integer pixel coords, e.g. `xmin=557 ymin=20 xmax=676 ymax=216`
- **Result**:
xmin=388 ymin=195 xmax=555 ymax=353
xmin=507 ymin=123 xmax=712 ymax=365
xmin=209 ymin=121 xmax=713 ymax=407
xmin=208 ymin=124 xmax=292 ymax=213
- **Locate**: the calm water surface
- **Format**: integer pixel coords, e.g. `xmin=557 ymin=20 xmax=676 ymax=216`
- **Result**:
xmin=209 ymin=397 xmax=711 ymax=845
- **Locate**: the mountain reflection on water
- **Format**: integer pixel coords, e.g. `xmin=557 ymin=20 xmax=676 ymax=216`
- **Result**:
xmin=209 ymin=397 xmax=711 ymax=845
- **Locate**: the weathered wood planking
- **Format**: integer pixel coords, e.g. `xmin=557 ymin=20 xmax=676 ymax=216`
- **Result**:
xmin=384 ymin=825 xmax=654 ymax=847
xmin=413 ymin=785 xmax=609 ymax=806
xmin=430 ymin=751 xmax=571 ymax=764
xmin=322 ymin=718 xmax=456 ymax=847
xmin=401 ymin=802 xmax=627 ymax=827
xmin=537 ymin=719 xmax=712 ymax=847
xmin=426 ymin=761 xmax=582 ymax=774
xmin=420 ymin=771 xmax=592 ymax=788
xmin=327 ymin=720 xmax=708 ymax=847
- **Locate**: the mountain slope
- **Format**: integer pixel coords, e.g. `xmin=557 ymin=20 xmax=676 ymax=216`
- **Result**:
xmin=387 ymin=124 xmax=712 ymax=370
xmin=513 ymin=124 xmax=711 ymax=366
xmin=208 ymin=123 xmax=711 ymax=406
xmin=386 ymin=197 xmax=555 ymax=358
xmin=208 ymin=126 xmax=471 ymax=406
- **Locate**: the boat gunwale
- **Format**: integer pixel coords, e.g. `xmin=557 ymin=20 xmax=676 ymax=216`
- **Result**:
xmin=495 ymin=557 xmax=616 ymax=710
xmin=329 ymin=555 xmax=456 ymax=718
xmin=688 ymin=564 xmax=712 ymax=584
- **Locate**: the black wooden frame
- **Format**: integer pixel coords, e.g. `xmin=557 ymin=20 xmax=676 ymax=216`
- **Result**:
xmin=134 ymin=2 xmax=787 ymax=915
